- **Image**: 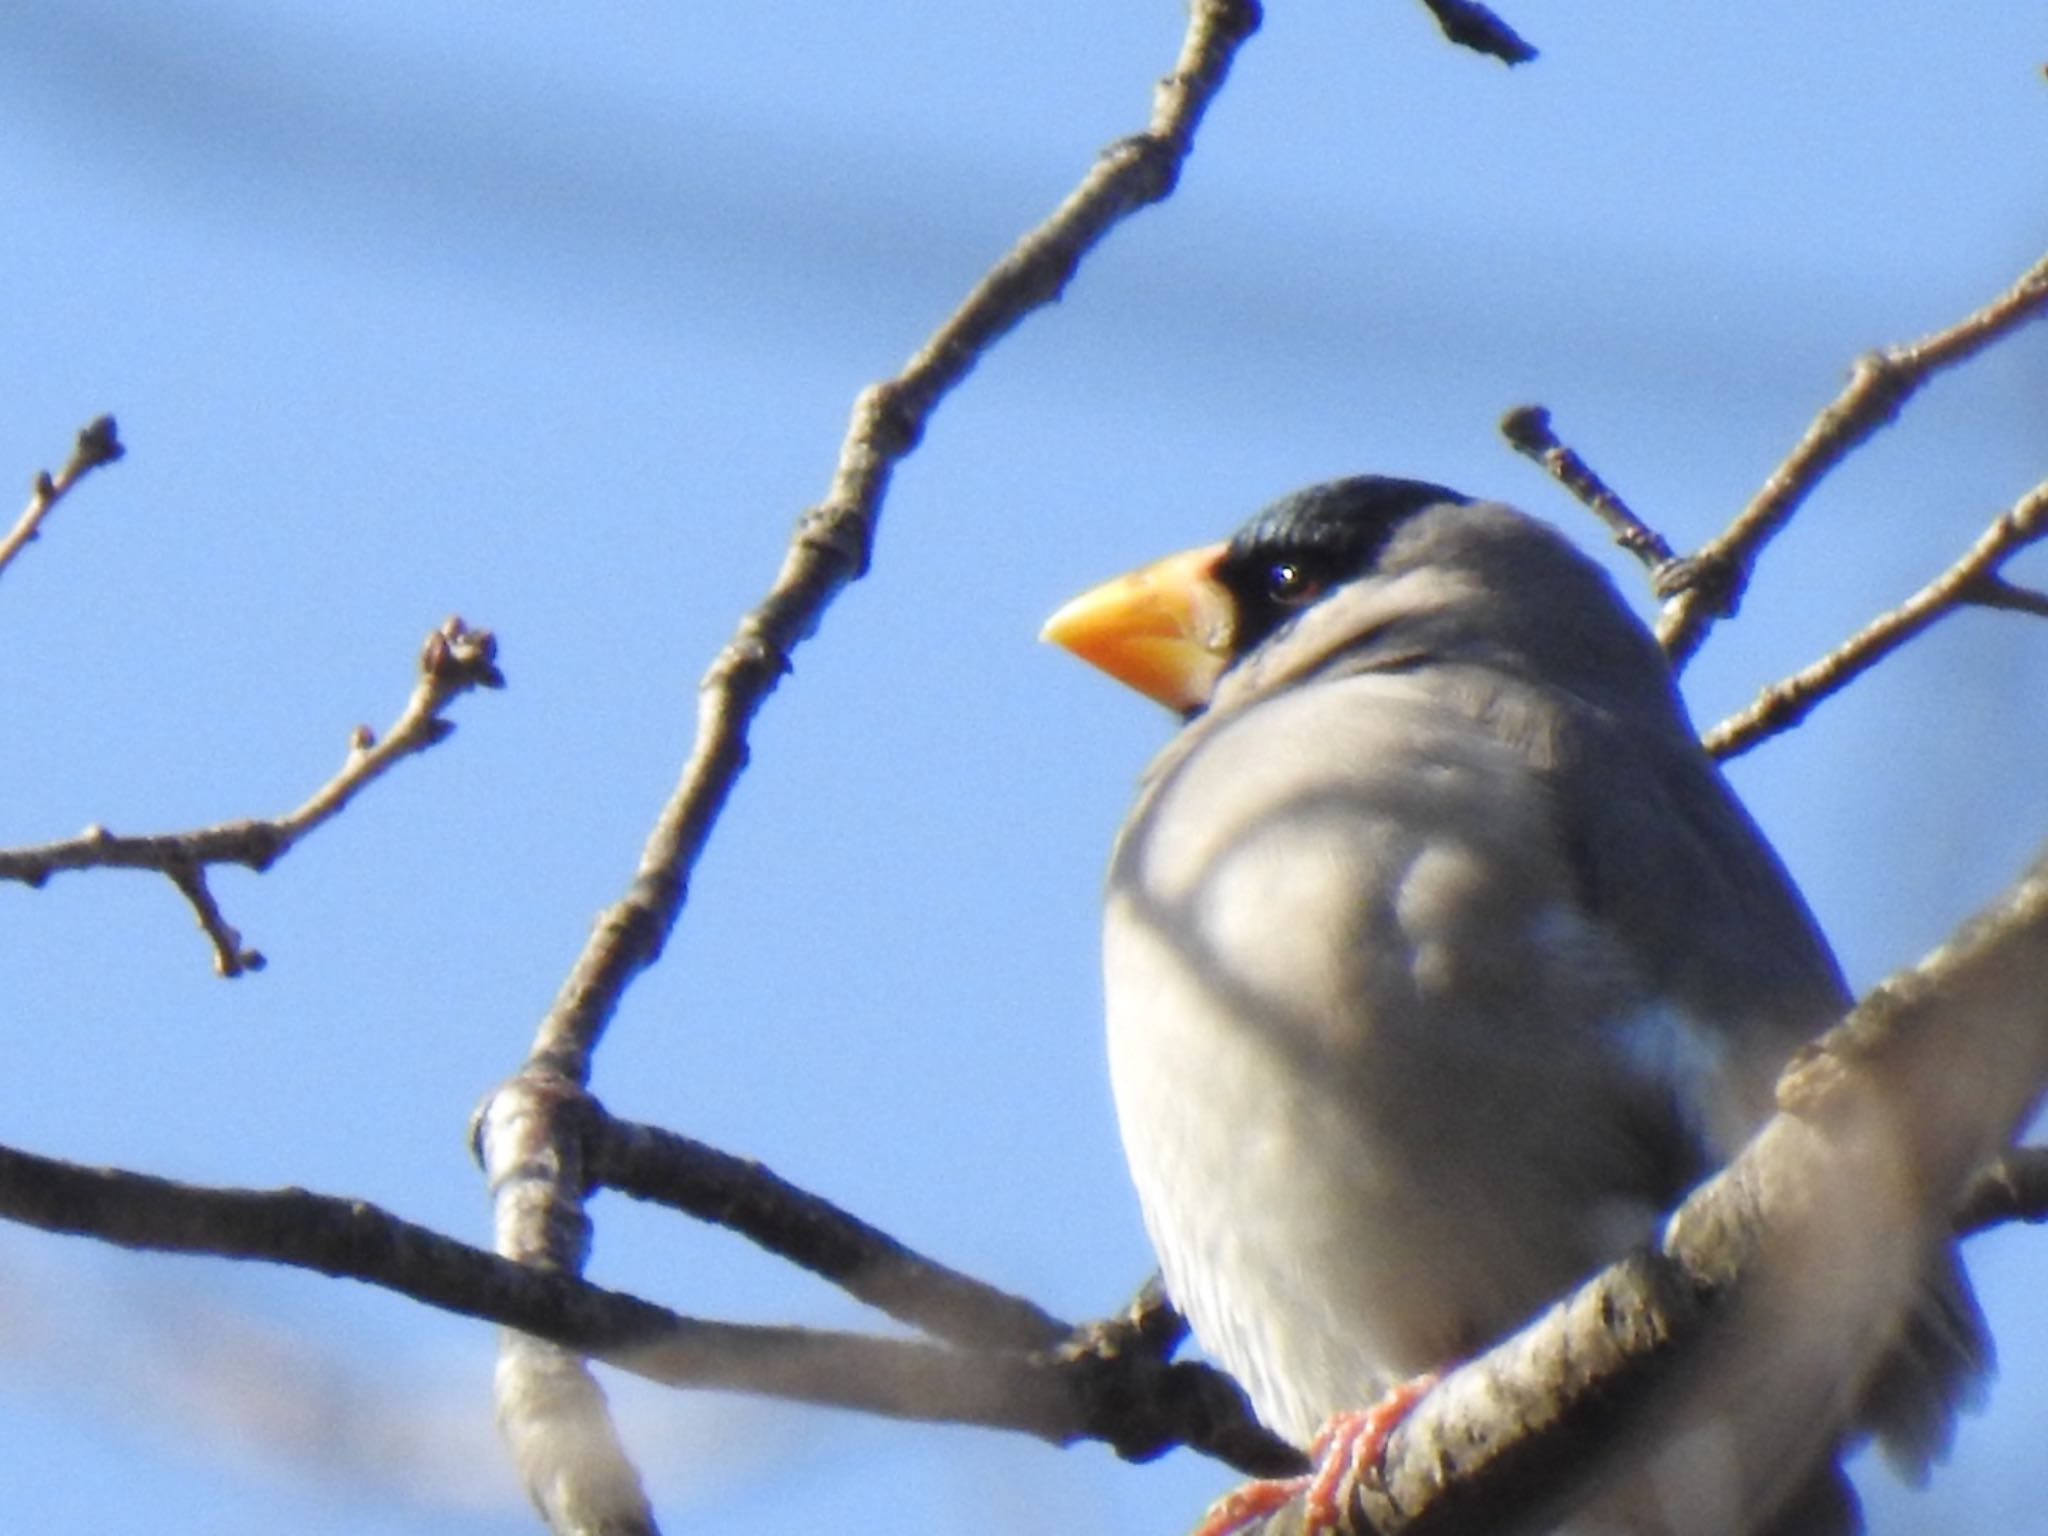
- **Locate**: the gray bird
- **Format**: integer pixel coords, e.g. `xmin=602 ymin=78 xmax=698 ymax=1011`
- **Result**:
xmin=1042 ymin=478 xmax=1988 ymax=1536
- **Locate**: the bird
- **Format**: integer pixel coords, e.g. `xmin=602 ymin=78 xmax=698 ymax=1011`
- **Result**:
xmin=1040 ymin=477 xmax=1988 ymax=1536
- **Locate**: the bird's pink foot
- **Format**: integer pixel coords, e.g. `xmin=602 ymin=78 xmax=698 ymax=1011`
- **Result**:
xmin=1188 ymin=1473 xmax=1311 ymax=1536
xmin=1294 ymin=1384 xmax=1441 ymax=1536
xmin=1188 ymin=1373 xmax=1439 ymax=1536
xmin=1299 ymin=1374 xmax=1437 ymax=1530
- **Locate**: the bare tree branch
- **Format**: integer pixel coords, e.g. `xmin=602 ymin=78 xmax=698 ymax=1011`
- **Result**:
xmin=0 ymin=415 xmax=123 ymax=582
xmin=473 ymin=6 xmax=1266 ymax=1528
xmin=3 ymin=825 xmax=2041 ymax=1514
xmin=1704 ymin=478 xmax=2048 ymax=759
xmin=1656 ymin=248 xmax=2048 ymax=669
xmin=588 ymin=1115 xmax=1304 ymax=1469
xmin=0 ymin=1136 xmax=1291 ymax=1474
xmin=0 ymin=615 xmax=504 ymax=975
xmin=4 ymin=16 xmax=2034 ymax=1536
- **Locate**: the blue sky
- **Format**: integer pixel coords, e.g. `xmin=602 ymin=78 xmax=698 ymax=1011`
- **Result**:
xmin=1 ymin=4 xmax=2043 ymax=1533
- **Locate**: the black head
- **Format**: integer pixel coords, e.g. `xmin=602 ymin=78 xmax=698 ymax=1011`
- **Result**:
xmin=1212 ymin=476 xmax=1471 ymax=660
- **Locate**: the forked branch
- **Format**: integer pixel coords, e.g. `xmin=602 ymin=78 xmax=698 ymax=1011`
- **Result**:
xmin=1656 ymin=249 xmax=2048 ymax=668
xmin=0 ymin=615 xmax=503 ymax=974
xmin=1704 ymin=478 xmax=2048 ymax=758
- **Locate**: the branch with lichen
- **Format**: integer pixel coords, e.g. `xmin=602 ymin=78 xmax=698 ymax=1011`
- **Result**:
xmin=0 ymin=614 xmax=503 ymax=974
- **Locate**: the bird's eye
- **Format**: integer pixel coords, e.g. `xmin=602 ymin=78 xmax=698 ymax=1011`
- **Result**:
xmin=1265 ymin=561 xmax=1323 ymax=607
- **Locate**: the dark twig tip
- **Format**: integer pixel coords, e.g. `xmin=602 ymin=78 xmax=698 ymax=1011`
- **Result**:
xmin=75 ymin=415 xmax=125 ymax=469
xmin=1421 ymin=0 xmax=1538 ymax=64
xmin=1498 ymin=403 xmax=1556 ymax=453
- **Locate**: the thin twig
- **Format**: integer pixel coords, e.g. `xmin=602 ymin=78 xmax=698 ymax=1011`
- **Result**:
xmin=505 ymin=0 xmax=1264 ymax=1090
xmin=1657 ymin=249 xmax=2048 ymax=669
xmin=592 ymin=1116 xmax=1072 ymax=1351
xmin=1702 ymin=478 xmax=2048 ymax=759
xmin=0 ymin=615 xmax=503 ymax=974
xmin=164 ymin=857 xmax=265 ymax=978
xmin=0 ymin=415 xmax=124 ymax=582
xmin=1499 ymin=405 xmax=1685 ymax=585
xmin=477 ymin=8 xmax=1265 ymax=1529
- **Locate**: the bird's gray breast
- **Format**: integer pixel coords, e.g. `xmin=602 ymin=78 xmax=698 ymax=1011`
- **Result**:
xmin=1104 ymin=669 xmax=1699 ymax=1445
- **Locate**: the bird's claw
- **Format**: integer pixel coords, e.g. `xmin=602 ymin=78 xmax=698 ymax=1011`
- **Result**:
xmin=1300 ymin=1374 xmax=1438 ymax=1531
xmin=1188 ymin=1373 xmax=1438 ymax=1536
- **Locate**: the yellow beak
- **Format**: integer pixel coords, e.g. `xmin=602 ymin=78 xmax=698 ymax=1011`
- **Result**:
xmin=1039 ymin=541 xmax=1235 ymax=713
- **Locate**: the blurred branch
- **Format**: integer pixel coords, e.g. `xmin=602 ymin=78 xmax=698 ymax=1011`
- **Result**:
xmin=0 ymin=415 xmax=124 ymax=582
xmin=0 ymin=994 xmax=2035 ymax=1500
xmin=1414 ymin=0 xmax=1537 ymax=64
xmin=1656 ymin=248 xmax=2048 ymax=669
xmin=0 ymin=1134 xmax=1291 ymax=1475
xmin=591 ymin=1115 xmax=1070 ymax=1351
xmin=0 ymin=616 xmax=503 ymax=975
xmin=1704 ymin=478 xmax=2048 ymax=759
xmin=476 ymin=6 xmax=1264 ymax=1529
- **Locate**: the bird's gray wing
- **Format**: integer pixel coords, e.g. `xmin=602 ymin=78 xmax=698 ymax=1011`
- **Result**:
xmin=1529 ymin=677 xmax=1993 ymax=1487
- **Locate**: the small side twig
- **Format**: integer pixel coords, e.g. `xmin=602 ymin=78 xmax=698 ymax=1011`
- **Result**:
xmin=164 ymin=856 xmax=265 ymax=978
xmin=1702 ymin=478 xmax=2048 ymax=759
xmin=1657 ymin=248 xmax=2048 ymax=669
xmin=504 ymin=0 xmax=1264 ymax=1091
xmin=0 ymin=615 xmax=503 ymax=974
xmin=1499 ymin=405 xmax=1684 ymax=587
xmin=592 ymin=1115 xmax=1071 ymax=1352
xmin=0 ymin=415 xmax=124 ymax=582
